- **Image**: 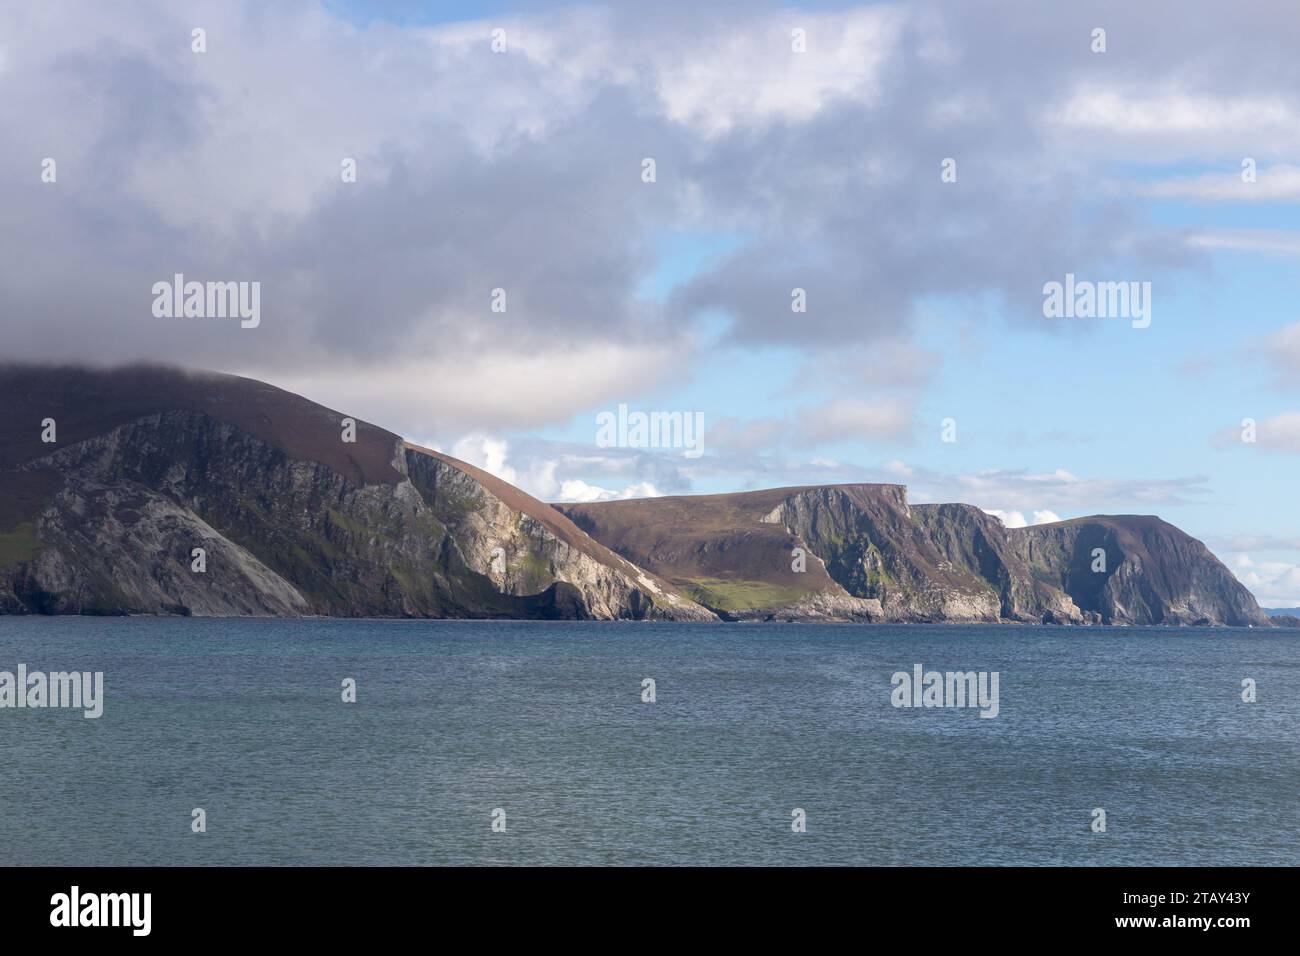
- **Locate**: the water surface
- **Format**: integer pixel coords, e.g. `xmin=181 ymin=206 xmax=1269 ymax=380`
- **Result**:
xmin=1 ymin=618 xmax=1295 ymax=866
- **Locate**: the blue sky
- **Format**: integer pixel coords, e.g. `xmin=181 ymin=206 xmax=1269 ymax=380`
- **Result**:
xmin=3 ymin=0 xmax=1298 ymax=603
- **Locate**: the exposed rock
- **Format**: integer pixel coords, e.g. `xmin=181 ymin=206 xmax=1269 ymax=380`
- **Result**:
xmin=562 ymin=485 xmax=1270 ymax=627
xmin=1010 ymin=516 xmax=1271 ymax=627
xmin=0 ymin=366 xmax=712 ymax=620
xmin=910 ymin=503 xmax=1084 ymax=623
xmin=0 ymin=365 xmax=1268 ymax=626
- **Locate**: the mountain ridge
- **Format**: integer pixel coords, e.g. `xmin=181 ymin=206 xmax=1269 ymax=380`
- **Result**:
xmin=0 ymin=364 xmax=1276 ymax=626
xmin=0 ymin=364 xmax=710 ymax=620
xmin=559 ymin=484 xmax=1272 ymax=627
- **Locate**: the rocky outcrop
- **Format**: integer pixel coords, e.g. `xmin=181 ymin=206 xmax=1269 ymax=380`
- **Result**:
xmin=910 ymin=504 xmax=1085 ymax=623
xmin=725 ymin=590 xmax=883 ymax=623
xmin=765 ymin=487 xmax=1004 ymax=621
xmin=1009 ymin=516 xmax=1270 ymax=627
xmin=10 ymin=477 xmax=311 ymax=616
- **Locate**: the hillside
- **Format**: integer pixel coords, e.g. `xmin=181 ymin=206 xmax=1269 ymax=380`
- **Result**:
xmin=0 ymin=364 xmax=1273 ymax=626
xmin=0 ymin=364 xmax=712 ymax=620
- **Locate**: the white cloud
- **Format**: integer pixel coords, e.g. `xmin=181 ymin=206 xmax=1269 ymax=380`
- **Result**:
xmin=447 ymin=435 xmax=559 ymax=500
xmin=451 ymin=435 xmax=511 ymax=479
xmin=1051 ymin=89 xmax=1299 ymax=142
xmin=793 ymin=397 xmax=913 ymax=446
xmin=1143 ymin=164 xmax=1300 ymax=203
xmin=266 ymin=343 xmax=685 ymax=434
xmin=1214 ymin=533 xmax=1300 ymax=553
xmin=1261 ymin=321 xmax=1300 ymax=388
xmin=985 ymin=509 xmax=1028 ymax=528
xmin=651 ymin=8 xmax=903 ymax=135
xmin=558 ymin=479 xmax=663 ymax=503
xmin=1232 ymin=554 xmax=1300 ymax=607
xmin=983 ymin=509 xmax=1061 ymax=529
xmin=1213 ymin=411 xmax=1300 ymax=452
xmin=906 ymin=465 xmax=1208 ymax=512
xmin=433 ymin=435 xmax=676 ymax=503
xmin=1186 ymin=229 xmax=1300 ymax=256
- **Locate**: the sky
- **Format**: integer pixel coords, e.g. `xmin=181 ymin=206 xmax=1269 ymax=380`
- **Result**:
xmin=2 ymin=0 xmax=1299 ymax=605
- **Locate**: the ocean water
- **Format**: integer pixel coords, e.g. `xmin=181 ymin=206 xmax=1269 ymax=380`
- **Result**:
xmin=0 ymin=618 xmax=1296 ymax=866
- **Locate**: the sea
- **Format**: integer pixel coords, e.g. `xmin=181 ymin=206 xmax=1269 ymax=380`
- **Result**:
xmin=1 ymin=618 xmax=1296 ymax=866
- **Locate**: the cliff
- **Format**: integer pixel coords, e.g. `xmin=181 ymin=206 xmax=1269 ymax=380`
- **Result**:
xmin=1010 ymin=515 xmax=1269 ymax=627
xmin=0 ymin=365 xmax=712 ymax=620
xmin=0 ymin=365 xmax=1271 ymax=626
xmin=560 ymin=486 xmax=1271 ymax=627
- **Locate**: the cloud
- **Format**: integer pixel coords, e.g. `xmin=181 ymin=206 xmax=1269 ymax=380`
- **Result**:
xmin=708 ymin=416 xmax=791 ymax=458
xmin=1259 ymin=321 xmax=1300 ymax=389
xmin=270 ymin=344 xmax=688 ymax=433
xmin=1141 ymin=164 xmax=1300 ymax=203
xmin=648 ymin=7 xmax=903 ymax=135
xmin=4 ymin=0 xmax=1300 ymax=581
xmin=792 ymin=398 xmax=914 ymax=446
xmin=558 ymin=479 xmax=663 ymax=502
xmin=1231 ymin=554 xmax=1300 ymax=607
xmin=1051 ymin=89 xmax=1300 ymax=143
xmin=780 ymin=341 xmax=939 ymax=393
xmin=0 ymin=0 xmax=1233 ymax=409
xmin=431 ymin=434 xmax=698 ymax=502
xmin=447 ymin=435 xmax=559 ymax=500
xmin=697 ymin=394 xmax=921 ymax=462
xmin=1213 ymin=412 xmax=1300 ymax=452
xmin=1213 ymin=533 xmax=1300 ymax=553
xmin=897 ymin=465 xmax=1212 ymax=514
xmin=983 ymin=509 xmax=1061 ymax=529
xmin=1186 ymin=229 xmax=1300 ymax=256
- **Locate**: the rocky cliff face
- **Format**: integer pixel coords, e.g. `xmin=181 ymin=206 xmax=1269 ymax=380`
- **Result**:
xmin=0 ymin=366 xmax=712 ymax=620
xmin=764 ymin=487 xmax=1005 ymax=621
xmin=562 ymin=485 xmax=1272 ymax=627
xmin=1009 ymin=516 xmax=1269 ymax=627
xmin=910 ymin=503 xmax=1085 ymax=623
xmin=0 ymin=366 xmax=1271 ymax=626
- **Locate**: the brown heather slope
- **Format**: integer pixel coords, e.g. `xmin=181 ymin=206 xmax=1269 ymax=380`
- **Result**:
xmin=0 ymin=364 xmax=711 ymax=620
xmin=557 ymin=486 xmax=830 ymax=615
xmin=0 ymin=363 xmax=403 ymax=485
xmin=560 ymin=483 xmax=1007 ymax=621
